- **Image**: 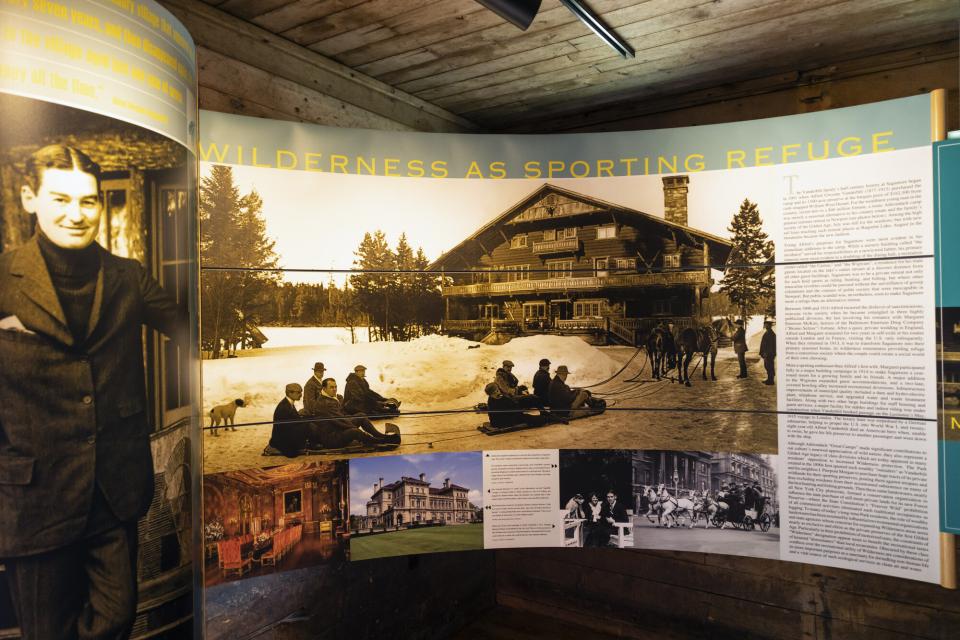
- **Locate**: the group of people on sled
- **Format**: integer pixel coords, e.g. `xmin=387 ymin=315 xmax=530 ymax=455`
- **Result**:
xmin=266 ymin=361 xmax=403 ymax=457
xmin=483 ymin=358 xmax=607 ymax=431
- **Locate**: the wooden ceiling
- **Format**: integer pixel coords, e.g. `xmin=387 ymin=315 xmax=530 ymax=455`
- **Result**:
xmin=195 ymin=0 xmax=960 ymax=131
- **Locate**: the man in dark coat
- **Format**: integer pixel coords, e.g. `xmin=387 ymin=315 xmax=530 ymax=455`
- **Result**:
xmin=733 ymin=319 xmax=748 ymax=378
xmin=532 ymin=358 xmax=552 ymax=406
xmin=268 ymin=383 xmax=308 ymax=457
xmin=0 ymin=145 xmax=185 ymax=639
xmin=598 ymin=490 xmax=629 ymax=546
xmin=302 ymin=362 xmax=326 ymax=416
xmin=484 ymin=382 xmax=546 ymax=430
xmin=549 ymin=365 xmax=593 ymax=418
xmin=342 ymin=364 xmax=400 ymax=416
xmin=307 ymin=378 xmax=399 ymax=449
xmin=759 ymin=320 xmax=776 ymax=385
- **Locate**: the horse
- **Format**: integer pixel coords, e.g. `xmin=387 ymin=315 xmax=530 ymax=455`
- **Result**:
xmin=651 ymin=484 xmax=696 ymax=528
xmin=696 ymin=325 xmax=719 ymax=381
xmin=644 ymin=326 xmax=677 ymax=381
xmin=692 ymin=493 xmax=719 ymax=528
xmin=675 ymin=327 xmax=700 ymax=386
xmin=643 ymin=485 xmax=665 ymax=525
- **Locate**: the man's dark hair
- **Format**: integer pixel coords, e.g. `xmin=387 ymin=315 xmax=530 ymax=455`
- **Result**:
xmin=24 ymin=144 xmax=102 ymax=192
xmin=321 ymin=377 xmax=336 ymax=390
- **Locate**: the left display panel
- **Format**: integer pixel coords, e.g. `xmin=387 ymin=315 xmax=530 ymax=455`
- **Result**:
xmin=0 ymin=1 xmax=199 ymax=637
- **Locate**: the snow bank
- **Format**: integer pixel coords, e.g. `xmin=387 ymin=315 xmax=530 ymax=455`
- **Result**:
xmin=203 ymin=333 xmax=623 ymax=413
xmin=258 ymin=326 xmax=370 ymax=348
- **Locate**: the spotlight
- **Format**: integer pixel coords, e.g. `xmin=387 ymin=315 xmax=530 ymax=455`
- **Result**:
xmin=474 ymin=0 xmax=542 ymax=31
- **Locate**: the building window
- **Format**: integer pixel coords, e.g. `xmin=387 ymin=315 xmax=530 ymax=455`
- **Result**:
xmin=574 ymin=300 xmax=605 ymax=318
xmin=597 ymin=224 xmax=617 ymax=239
xmin=503 ymin=265 xmax=529 ymax=281
xmin=510 ymin=234 xmax=528 ymax=249
xmin=615 ymin=258 xmax=636 ymax=270
xmin=542 ymin=229 xmax=556 ymax=241
xmin=523 ymin=302 xmax=547 ymax=319
xmin=652 ymin=299 xmax=672 ymax=315
xmin=480 ymin=304 xmax=500 ymax=319
xmin=664 ymin=253 xmax=681 ymax=269
xmin=559 ymin=227 xmax=577 ymax=239
xmin=594 ymin=257 xmax=608 ymax=277
xmin=546 ymin=260 xmax=574 ymax=279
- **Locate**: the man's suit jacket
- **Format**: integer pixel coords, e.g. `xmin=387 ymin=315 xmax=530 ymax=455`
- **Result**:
xmin=0 ymin=237 xmax=183 ymax=557
xmin=599 ymin=500 xmax=628 ymax=528
xmin=302 ymin=375 xmax=325 ymax=416
xmin=269 ymin=398 xmax=306 ymax=457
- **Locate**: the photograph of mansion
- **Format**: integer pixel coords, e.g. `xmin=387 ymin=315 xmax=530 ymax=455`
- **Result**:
xmin=359 ymin=474 xmax=477 ymax=530
xmin=432 ymin=176 xmax=733 ymax=345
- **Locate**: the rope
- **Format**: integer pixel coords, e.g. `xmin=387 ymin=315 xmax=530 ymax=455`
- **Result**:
xmin=580 ymin=346 xmax=644 ymax=389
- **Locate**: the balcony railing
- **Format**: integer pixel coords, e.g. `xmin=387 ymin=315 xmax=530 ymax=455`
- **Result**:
xmin=442 ymin=269 xmax=709 ymax=296
xmin=532 ymin=238 xmax=580 ymax=255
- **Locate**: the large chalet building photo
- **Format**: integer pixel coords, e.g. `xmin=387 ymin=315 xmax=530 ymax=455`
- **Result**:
xmin=431 ymin=176 xmax=732 ymax=345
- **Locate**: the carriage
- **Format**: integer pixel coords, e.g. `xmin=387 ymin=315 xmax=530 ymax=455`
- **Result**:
xmin=711 ymin=495 xmax=772 ymax=532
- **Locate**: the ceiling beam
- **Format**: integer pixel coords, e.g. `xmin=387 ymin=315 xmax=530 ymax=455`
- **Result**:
xmin=159 ymin=0 xmax=477 ymax=132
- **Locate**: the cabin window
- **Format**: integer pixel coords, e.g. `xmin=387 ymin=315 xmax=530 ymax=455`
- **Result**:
xmin=559 ymin=227 xmax=577 ymax=239
xmin=597 ymin=224 xmax=617 ymax=239
xmin=664 ymin=253 xmax=681 ymax=269
xmin=574 ymin=299 xmax=605 ymax=318
xmin=504 ymin=265 xmax=530 ymax=281
xmin=542 ymin=229 xmax=557 ymax=241
xmin=615 ymin=258 xmax=636 ymax=270
xmin=510 ymin=234 xmax=528 ymax=249
xmin=594 ymin=258 xmax=608 ymax=277
xmin=479 ymin=304 xmax=501 ymax=319
xmin=546 ymin=260 xmax=573 ymax=278
xmin=523 ymin=302 xmax=547 ymax=319
xmin=652 ymin=300 xmax=673 ymax=315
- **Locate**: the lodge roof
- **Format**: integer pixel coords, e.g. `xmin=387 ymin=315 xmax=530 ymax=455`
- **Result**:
xmin=429 ymin=182 xmax=733 ymax=271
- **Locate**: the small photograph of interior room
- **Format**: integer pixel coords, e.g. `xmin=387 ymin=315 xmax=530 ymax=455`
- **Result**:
xmin=202 ymin=461 xmax=349 ymax=587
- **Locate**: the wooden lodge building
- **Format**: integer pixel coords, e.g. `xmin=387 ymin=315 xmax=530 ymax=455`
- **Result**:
xmin=431 ymin=176 xmax=732 ymax=345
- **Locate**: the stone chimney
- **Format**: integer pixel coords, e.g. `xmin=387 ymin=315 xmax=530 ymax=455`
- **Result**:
xmin=444 ymin=478 xmax=450 ymax=489
xmin=662 ymin=175 xmax=689 ymax=226
xmin=373 ymin=483 xmax=378 ymax=492
xmin=419 ymin=473 xmax=426 ymax=482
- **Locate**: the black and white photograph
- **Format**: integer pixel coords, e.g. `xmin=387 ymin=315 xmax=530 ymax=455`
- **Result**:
xmin=0 ymin=93 xmax=195 ymax=638
xmin=558 ymin=450 xmax=634 ymax=548
xmin=200 ymin=163 xmax=779 ymax=474
xmin=631 ymin=450 xmax=780 ymax=560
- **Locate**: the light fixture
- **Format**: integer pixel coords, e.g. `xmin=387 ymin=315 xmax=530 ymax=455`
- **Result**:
xmin=559 ymin=0 xmax=634 ymax=58
xmin=474 ymin=0 xmax=542 ymax=30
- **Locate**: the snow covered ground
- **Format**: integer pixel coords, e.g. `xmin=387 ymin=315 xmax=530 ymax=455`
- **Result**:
xmin=258 ymin=326 xmax=371 ymax=348
xmin=202 ymin=325 xmax=776 ymax=474
xmin=204 ymin=332 xmax=624 ymax=415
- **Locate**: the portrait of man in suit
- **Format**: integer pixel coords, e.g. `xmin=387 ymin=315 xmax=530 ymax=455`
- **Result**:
xmin=0 ymin=143 xmax=187 ymax=639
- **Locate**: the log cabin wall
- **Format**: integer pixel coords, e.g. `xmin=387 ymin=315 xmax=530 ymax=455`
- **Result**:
xmin=156 ymin=1 xmax=959 ymax=637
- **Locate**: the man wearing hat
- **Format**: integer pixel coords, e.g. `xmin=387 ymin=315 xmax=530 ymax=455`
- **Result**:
xmin=759 ymin=319 xmax=776 ymax=385
xmin=732 ymin=319 xmax=748 ymax=378
xmin=303 ymin=362 xmax=327 ymax=416
xmin=549 ymin=365 xmax=593 ymax=419
xmin=343 ymin=364 xmax=401 ymax=416
xmin=496 ymin=359 xmax=542 ymax=409
xmin=532 ymin=358 xmax=552 ymax=406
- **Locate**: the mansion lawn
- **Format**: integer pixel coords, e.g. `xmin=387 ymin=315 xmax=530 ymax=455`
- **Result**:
xmin=350 ymin=523 xmax=484 ymax=561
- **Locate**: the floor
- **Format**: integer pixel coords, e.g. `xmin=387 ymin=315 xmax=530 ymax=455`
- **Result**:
xmin=450 ymin=606 xmax=691 ymax=640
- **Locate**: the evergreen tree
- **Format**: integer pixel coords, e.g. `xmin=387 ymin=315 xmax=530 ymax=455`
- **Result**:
xmin=199 ymin=166 xmax=279 ymax=357
xmin=719 ymin=199 xmax=775 ymax=321
xmin=350 ymin=231 xmax=396 ymax=341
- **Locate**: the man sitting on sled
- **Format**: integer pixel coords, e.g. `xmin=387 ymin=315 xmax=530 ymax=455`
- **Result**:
xmin=549 ymin=365 xmax=605 ymax=419
xmin=308 ymin=378 xmax=400 ymax=450
xmin=343 ymin=364 xmax=401 ymax=416
xmin=484 ymin=382 xmax=548 ymax=431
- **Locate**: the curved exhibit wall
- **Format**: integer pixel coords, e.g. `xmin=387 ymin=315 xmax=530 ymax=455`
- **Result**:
xmin=196 ymin=92 xmax=953 ymax=604
xmin=0 ymin=1 xmax=199 ymax=637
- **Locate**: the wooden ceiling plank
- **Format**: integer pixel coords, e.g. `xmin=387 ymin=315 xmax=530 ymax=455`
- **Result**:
xmin=279 ymin=0 xmax=449 ymax=47
xmin=439 ymin=0 xmax=948 ymax=114
xmin=216 ymin=0 xmax=297 ymax=20
xmin=250 ymin=0 xmax=367 ymax=33
xmin=505 ymin=39 xmax=958 ymax=132
xmin=378 ymin=0 xmax=663 ymax=88
xmin=465 ymin=15 xmax=957 ymax=124
xmin=312 ymin=23 xmax=396 ymax=58
xmin=336 ymin=1 xmax=489 ymax=68
xmin=404 ymin=0 xmax=847 ymax=100
xmin=199 ymin=85 xmax=308 ymax=122
xmin=197 ymin=47 xmax=410 ymax=130
xmin=159 ymin=0 xmax=476 ymax=132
